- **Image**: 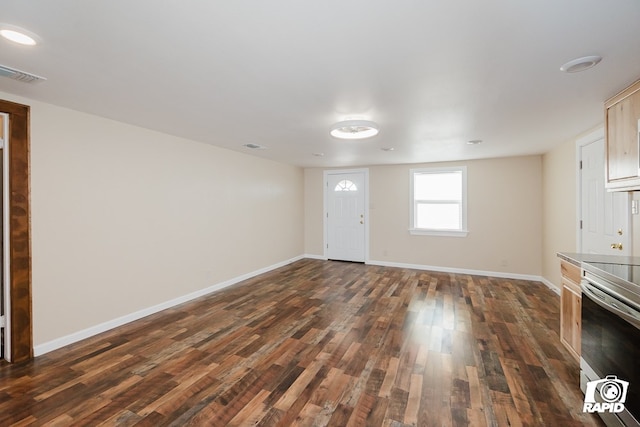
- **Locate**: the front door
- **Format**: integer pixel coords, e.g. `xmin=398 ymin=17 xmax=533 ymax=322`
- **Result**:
xmin=580 ymin=136 xmax=631 ymax=255
xmin=326 ymin=171 xmax=367 ymax=262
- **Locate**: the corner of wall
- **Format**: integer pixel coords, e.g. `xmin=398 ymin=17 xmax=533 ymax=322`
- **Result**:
xmin=541 ymin=136 xmax=579 ymax=291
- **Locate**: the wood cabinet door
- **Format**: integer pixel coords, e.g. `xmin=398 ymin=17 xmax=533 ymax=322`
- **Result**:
xmin=607 ymin=91 xmax=640 ymax=181
xmin=560 ymin=279 xmax=581 ymax=361
xmin=606 ymin=81 xmax=640 ymax=189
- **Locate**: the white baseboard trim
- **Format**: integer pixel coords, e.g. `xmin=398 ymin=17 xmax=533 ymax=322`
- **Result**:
xmin=34 ymin=255 xmax=305 ymax=357
xmin=539 ymin=277 xmax=561 ymax=295
xmin=35 ymin=255 xmax=562 ymax=356
xmin=366 ymin=259 xmax=561 ymax=294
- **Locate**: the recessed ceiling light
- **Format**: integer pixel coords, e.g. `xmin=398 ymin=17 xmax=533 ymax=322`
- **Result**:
xmin=560 ymin=56 xmax=602 ymax=73
xmin=312 ymin=152 xmax=324 ymax=157
xmin=381 ymin=147 xmax=395 ymax=151
xmin=467 ymin=139 xmax=483 ymax=145
xmin=0 ymin=25 xmax=40 ymax=46
xmin=330 ymin=120 xmax=379 ymax=140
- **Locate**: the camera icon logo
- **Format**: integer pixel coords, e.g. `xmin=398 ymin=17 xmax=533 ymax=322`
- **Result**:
xmin=583 ymin=375 xmax=629 ymax=414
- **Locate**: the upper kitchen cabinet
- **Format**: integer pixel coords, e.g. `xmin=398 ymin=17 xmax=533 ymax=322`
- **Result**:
xmin=606 ymin=79 xmax=640 ymax=191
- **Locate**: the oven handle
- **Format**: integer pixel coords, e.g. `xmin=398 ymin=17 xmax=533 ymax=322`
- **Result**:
xmin=582 ymin=280 xmax=640 ymax=329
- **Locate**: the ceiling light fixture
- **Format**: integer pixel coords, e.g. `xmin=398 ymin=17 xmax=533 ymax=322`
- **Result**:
xmin=330 ymin=120 xmax=379 ymax=140
xmin=560 ymin=55 xmax=602 ymax=73
xmin=467 ymin=139 xmax=483 ymax=145
xmin=0 ymin=25 xmax=40 ymax=46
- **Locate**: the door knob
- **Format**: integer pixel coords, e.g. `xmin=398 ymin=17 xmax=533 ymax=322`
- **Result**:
xmin=611 ymin=243 xmax=623 ymax=250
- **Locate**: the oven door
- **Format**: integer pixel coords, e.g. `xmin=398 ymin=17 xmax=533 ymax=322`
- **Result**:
xmin=581 ymin=277 xmax=640 ymax=426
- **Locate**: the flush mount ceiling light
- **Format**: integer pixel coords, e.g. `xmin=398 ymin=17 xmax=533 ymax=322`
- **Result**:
xmin=0 ymin=24 xmax=40 ymax=46
xmin=467 ymin=139 xmax=483 ymax=145
xmin=560 ymin=55 xmax=602 ymax=73
xmin=330 ymin=120 xmax=379 ymax=140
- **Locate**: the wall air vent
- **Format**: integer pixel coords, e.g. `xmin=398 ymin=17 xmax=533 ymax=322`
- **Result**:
xmin=0 ymin=64 xmax=46 ymax=83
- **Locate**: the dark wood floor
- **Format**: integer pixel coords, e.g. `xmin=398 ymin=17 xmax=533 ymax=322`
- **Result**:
xmin=0 ymin=259 xmax=604 ymax=426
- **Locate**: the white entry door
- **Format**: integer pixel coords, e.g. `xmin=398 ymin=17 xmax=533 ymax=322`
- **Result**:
xmin=580 ymin=136 xmax=630 ymax=255
xmin=326 ymin=171 xmax=367 ymax=262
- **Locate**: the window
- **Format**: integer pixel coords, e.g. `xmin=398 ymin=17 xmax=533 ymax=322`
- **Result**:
xmin=334 ymin=179 xmax=357 ymax=192
xmin=410 ymin=166 xmax=468 ymax=237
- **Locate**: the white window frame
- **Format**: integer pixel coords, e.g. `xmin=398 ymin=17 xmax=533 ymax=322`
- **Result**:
xmin=409 ymin=166 xmax=468 ymax=237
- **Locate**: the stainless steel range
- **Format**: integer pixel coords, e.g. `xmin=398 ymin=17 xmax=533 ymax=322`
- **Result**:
xmin=581 ymin=262 xmax=640 ymax=427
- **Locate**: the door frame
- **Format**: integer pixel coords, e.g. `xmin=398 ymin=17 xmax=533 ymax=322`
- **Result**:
xmin=1 ymin=112 xmax=8 ymax=361
xmin=0 ymin=99 xmax=32 ymax=363
xmin=576 ymin=127 xmax=631 ymax=253
xmin=323 ymin=168 xmax=370 ymax=262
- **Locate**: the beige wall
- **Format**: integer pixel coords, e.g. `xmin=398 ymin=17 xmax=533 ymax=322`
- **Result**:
xmin=304 ymin=168 xmax=325 ymax=256
xmin=305 ymin=156 xmax=543 ymax=276
xmin=2 ymin=87 xmax=621 ymax=350
xmin=541 ymin=138 xmax=577 ymax=288
xmin=1 ymin=92 xmax=304 ymax=347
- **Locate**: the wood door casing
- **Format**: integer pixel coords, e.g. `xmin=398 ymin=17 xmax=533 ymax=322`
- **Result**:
xmin=0 ymin=99 xmax=32 ymax=363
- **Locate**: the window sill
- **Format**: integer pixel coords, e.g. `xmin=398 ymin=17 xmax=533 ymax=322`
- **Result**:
xmin=409 ymin=228 xmax=469 ymax=237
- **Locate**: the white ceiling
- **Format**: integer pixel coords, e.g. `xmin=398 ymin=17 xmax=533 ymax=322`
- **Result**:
xmin=2 ymin=1 xmax=640 ymax=167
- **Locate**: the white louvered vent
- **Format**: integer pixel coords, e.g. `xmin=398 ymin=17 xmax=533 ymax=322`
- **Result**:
xmin=0 ymin=64 xmax=46 ymax=83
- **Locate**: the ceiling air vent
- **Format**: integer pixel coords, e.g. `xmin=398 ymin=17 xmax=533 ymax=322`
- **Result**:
xmin=243 ymin=143 xmax=267 ymax=150
xmin=0 ymin=64 xmax=46 ymax=83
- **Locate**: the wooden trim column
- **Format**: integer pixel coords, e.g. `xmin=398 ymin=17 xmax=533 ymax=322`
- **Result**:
xmin=1 ymin=99 xmax=32 ymax=362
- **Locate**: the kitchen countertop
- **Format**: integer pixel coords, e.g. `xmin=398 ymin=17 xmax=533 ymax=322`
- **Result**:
xmin=557 ymin=252 xmax=640 ymax=267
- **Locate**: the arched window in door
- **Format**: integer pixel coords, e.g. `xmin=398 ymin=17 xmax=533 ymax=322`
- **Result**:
xmin=334 ymin=180 xmax=357 ymax=192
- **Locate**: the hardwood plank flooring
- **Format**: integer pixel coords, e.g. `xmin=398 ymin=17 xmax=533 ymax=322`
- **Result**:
xmin=0 ymin=259 xmax=604 ymax=426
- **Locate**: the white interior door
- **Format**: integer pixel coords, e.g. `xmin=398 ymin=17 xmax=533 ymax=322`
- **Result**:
xmin=326 ymin=171 xmax=366 ymax=262
xmin=580 ymin=137 xmax=631 ymax=255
